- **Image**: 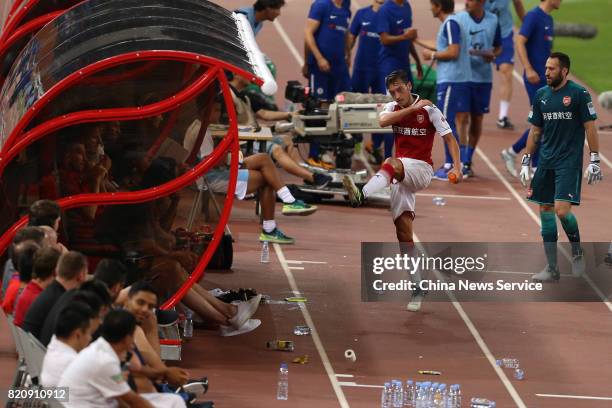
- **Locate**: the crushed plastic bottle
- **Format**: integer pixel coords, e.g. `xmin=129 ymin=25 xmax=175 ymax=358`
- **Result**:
xmin=499 ymin=358 xmax=520 ymax=369
xmin=470 ymin=397 xmax=496 ymax=407
xmin=514 ymin=368 xmax=525 ymax=380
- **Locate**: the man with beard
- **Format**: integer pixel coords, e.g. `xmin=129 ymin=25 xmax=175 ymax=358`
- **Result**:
xmin=520 ymin=52 xmax=602 ymax=282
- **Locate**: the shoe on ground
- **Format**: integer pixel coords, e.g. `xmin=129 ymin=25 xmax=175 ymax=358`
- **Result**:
xmin=219 ymin=319 xmax=261 ymax=337
xmin=407 ymin=288 xmax=426 ymax=312
xmin=259 ymin=228 xmax=295 ymax=244
xmin=532 ymin=265 xmax=560 ymax=282
xmin=433 ymin=166 xmax=450 ymax=181
xmin=282 ymin=199 xmax=317 ymax=216
xmin=462 ymin=163 xmax=474 ymax=179
xmin=496 ymin=117 xmax=515 ymax=130
xmin=228 ymin=294 xmax=262 ymax=329
xmin=307 ymin=173 xmax=333 ymax=188
xmin=500 ymin=148 xmax=518 ymax=177
xmin=572 ymin=249 xmax=585 ymax=277
xmin=342 ymin=175 xmax=365 ymax=207
xmin=306 ymin=158 xmax=327 ymax=169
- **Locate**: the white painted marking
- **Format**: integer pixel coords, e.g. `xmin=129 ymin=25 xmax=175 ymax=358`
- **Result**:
xmin=286 ymin=260 xmax=328 ymax=264
xmin=414 ymin=234 xmax=528 ymax=408
xmin=335 ymin=374 xmax=355 ymax=378
xmin=272 ymin=20 xmax=304 ymax=66
xmin=476 ymin=147 xmax=612 ymax=312
xmin=338 ymin=381 xmax=384 ymax=389
xmin=288 ymin=266 xmax=304 ymax=270
xmin=417 ymin=192 xmax=511 ymax=201
xmin=536 ymin=394 xmax=612 ymax=401
xmin=486 ymin=270 xmax=573 ymax=277
xmin=273 ymin=243 xmax=350 ymax=408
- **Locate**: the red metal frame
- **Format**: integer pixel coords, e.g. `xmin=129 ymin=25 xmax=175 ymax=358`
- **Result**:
xmin=0 ymin=49 xmax=261 ymax=310
xmin=0 ymin=0 xmax=42 ymax=44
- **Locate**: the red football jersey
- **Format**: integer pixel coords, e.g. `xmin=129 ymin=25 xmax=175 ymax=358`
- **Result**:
xmin=380 ymin=96 xmax=452 ymax=166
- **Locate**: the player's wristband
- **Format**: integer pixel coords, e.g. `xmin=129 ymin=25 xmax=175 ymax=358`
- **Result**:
xmin=590 ymin=152 xmax=600 ymax=164
xmin=521 ymin=153 xmax=531 ymax=167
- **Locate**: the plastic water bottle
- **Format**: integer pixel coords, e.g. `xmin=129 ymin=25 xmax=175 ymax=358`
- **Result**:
xmin=276 ymin=363 xmax=289 ymax=400
xmin=392 ymin=380 xmax=404 ymax=407
xmin=414 ymin=383 xmax=424 ymax=408
xmin=434 ymin=384 xmax=446 ymax=407
xmin=183 ymin=308 xmax=193 ymax=338
xmin=514 ymin=368 xmax=525 ymax=380
xmin=455 ymin=384 xmax=462 ymax=408
xmin=381 ymin=382 xmax=392 ymax=408
xmin=499 ymin=358 xmax=519 ymax=369
xmin=433 ymin=197 xmax=446 ymax=206
xmin=446 ymin=384 xmax=457 ymax=408
xmin=404 ymin=380 xmax=415 ymax=407
xmin=470 ymin=397 xmax=495 ymax=408
xmin=261 ymin=241 xmax=270 ymax=263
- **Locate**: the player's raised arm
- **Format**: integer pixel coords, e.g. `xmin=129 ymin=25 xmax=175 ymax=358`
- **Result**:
xmin=379 ymin=99 xmax=432 ymax=128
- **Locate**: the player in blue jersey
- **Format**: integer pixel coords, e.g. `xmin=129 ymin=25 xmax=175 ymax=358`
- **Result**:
xmin=236 ymin=0 xmax=286 ymax=36
xmin=485 ymin=0 xmax=525 ymax=130
xmin=500 ymin=0 xmax=559 ymax=177
xmin=519 ymin=52 xmax=602 ymax=281
xmin=422 ymin=0 xmax=471 ymax=181
xmin=348 ymin=0 xmax=392 ymax=161
xmin=455 ymin=0 xmax=502 ymax=178
xmin=304 ymin=0 xmax=352 ymax=168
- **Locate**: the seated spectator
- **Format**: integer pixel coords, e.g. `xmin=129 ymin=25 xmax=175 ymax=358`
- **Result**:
xmin=1 ymin=226 xmax=44 ymax=299
xmin=14 ymin=246 xmax=61 ymax=326
xmin=93 ymin=258 xmax=128 ymax=302
xmin=40 ymin=279 xmax=112 ymax=346
xmin=40 ymin=301 xmax=95 ymax=387
xmin=2 ymin=241 xmax=39 ymax=314
xmin=39 ymin=225 xmax=68 ymax=254
xmin=59 ymin=309 xmax=186 ymax=408
xmin=224 ymin=73 xmax=332 ymax=187
xmin=28 ymin=199 xmax=61 ymax=231
xmin=22 ymin=251 xmax=88 ymax=338
xmin=123 ymin=282 xmax=190 ymax=391
xmin=184 ymin=94 xmax=316 ymax=245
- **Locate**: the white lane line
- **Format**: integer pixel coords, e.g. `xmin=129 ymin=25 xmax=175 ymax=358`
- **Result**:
xmin=414 ymin=234 xmax=528 ymax=408
xmin=272 ymin=20 xmax=304 ymax=66
xmin=339 ymin=382 xmax=384 ymax=389
xmin=511 ymin=69 xmax=612 ymax=170
xmin=287 ymin=260 xmax=328 ymax=264
xmin=585 ymin=140 xmax=612 ymax=170
xmin=417 ymin=192 xmax=511 ymax=201
xmin=486 ymin=270 xmax=574 ymax=277
xmin=273 ymin=243 xmax=350 ymax=408
xmin=476 ymin=146 xmax=612 ymax=312
xmin=536 ymin=394 xmax=612 ymax=401
xmin=288 ymin=266 xmax=304 ymax=270
xmin=335 ymin=374 xmax=355 ymax=378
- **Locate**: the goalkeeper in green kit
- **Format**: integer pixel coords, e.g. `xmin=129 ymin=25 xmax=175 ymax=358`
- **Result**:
xmin=519 ymin=52 xmax=603 ymax=282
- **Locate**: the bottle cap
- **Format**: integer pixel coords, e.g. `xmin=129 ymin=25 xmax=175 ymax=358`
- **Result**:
xmin=280 ymin=363 xmax=288 ymax=368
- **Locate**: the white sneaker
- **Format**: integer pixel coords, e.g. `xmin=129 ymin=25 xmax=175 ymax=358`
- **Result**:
xmin=572 ymin=249 xmax=585 ymax=277
xmin=532 ymin=265 xmax=560 ymax=282
xmin=219 ymin=319 xmax=261 ymax=336
xmin=407 ymin=290 xmax=424 ymax=312
xmin=228 ymin=294 xmax=262 ymax=329
xmin=500 ymin=148 xmax=518 ymax=177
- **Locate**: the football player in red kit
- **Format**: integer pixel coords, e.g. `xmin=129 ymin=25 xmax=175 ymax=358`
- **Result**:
xmin=343 ymin=69 xmax=461 ymax=311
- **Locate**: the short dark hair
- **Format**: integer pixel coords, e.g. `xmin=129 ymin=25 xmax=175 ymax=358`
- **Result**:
xmin=32 ymin=247 xmax=61 ymax=280
xmin=128 ymin=280 xmax=158 ymax=300
xmin=385 ymin=70 xmax=411 ymax=88
xmin=254 ymin=0 xmax=285 ymax=12
xmin=13 ymin=226 xmax=45 ymax=246
xmin=55 ymin=302 xmax=93 ymax=338
xmin=101 ymin=309 xmax=137 ymax=344
xmin=79 ymin=279 xmax=112 ymax=307
xmin=550 ymin=52 xmax=571 ymax=72
xmin=28 ymin=200 xmax=61 ymax=227
xmin=431 ymin=0 xmax=455 ymax=13
xmin=56 ymin=251 xmax=88 ymax=280
xmin=16 ymin=241 xmax=40 ymax=282
xmin=72 ymin=290 xmax=104 ymax=316
xmin=93 ymin=259 xmax=127 ymax=289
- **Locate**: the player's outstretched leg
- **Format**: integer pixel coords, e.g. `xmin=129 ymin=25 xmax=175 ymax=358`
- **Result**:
xmin=557 ymin=202 xmax=584 ymax=277
xmin=532 ymin=206 xmax=560 ymax=282
xmin=395 ymin=212 xmax=424 ymax=312
xmin=342 ymin=159 xmax=403 ymax=207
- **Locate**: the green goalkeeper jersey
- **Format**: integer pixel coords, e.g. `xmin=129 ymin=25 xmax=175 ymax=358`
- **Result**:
xmin=528 ymin=80 xmax=597 ymax=169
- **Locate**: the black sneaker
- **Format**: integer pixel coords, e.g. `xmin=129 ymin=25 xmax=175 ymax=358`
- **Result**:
xmin=496 ymin=117 xmax=515 ymax=130
xmin=308 ymin=173 xmax=333 ymax=188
